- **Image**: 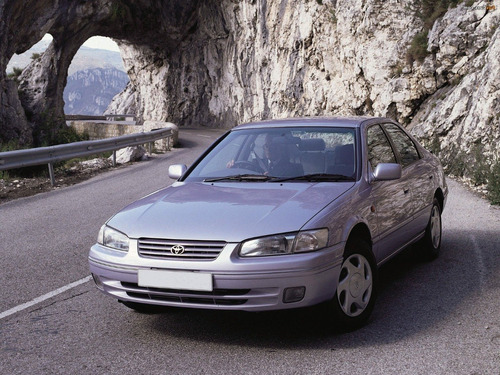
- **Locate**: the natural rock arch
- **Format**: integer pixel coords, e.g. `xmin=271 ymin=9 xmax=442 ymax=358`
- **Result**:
xmin=0 ymin=0 xmax=199 ymax=145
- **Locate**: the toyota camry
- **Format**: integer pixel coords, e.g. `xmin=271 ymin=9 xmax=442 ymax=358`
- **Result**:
xmin=89 ymin=117 xmax=448 ymax=330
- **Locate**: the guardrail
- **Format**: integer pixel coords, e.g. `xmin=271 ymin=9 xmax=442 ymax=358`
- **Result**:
xmin=66 ymin=114 xmax=136 ymax=121
xmin=0 ymin=128 xmax=172 ymax=186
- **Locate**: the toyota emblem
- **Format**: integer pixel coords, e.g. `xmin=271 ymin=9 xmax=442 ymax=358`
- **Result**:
xmin=171 ymin=245 xmax=185 ymax=255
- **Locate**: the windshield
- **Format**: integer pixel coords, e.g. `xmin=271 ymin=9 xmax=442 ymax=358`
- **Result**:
xmin=185 ymin=127 xmax=357 ymax=182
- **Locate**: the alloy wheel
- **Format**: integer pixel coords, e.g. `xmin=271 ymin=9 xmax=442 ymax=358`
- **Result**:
xmin=337 ymin=253 xmax=373 ymax=317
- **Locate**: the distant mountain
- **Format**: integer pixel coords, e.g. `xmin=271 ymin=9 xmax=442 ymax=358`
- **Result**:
xmin=66 ymin=46 xmax=125 ymax=76
xmin=7 ymin=40 xmax=125 ymax=75
xmin=63 ymin=68 xmax=129 ymax=115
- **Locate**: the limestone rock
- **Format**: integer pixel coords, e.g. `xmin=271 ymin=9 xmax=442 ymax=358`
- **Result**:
xmin=110 ymin=146 xmax=148 ymax=164
xmin=0 ymin=78 xmax=31 ymax=144
xmin=409 ymin=3 xmax=500 ymax=169
xmin=104 ymin=81 xmax=136 ymax=116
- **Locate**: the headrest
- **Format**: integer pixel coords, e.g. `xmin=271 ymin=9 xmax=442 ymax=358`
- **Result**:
xmin=269 ymin=135 xmax=299 ymax=145
xmin=336 ymin=144 xmax=354 ymax=163
xmin=299 ymin=138 xmax=326 ymax=151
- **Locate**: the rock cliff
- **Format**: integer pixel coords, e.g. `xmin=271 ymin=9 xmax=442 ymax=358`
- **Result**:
xmin=0 ymin=0 xmax=499 ymax=172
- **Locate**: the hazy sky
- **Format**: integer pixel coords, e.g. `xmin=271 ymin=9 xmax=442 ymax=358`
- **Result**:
xmin=42 ymin=34 xmax=120 ymax=52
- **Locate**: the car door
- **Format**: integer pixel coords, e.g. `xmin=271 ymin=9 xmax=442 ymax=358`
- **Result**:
xmin=382 ymin=123 xmax=431 ymax=235
xmin=366 ymin=124 xmax=414 ymax=263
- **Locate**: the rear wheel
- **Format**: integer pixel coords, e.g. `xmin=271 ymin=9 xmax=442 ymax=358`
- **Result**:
xmin=326 ymin=238 xmax=378 ymax=331
xmin=419 ymin=198 xmax=442 ymax=260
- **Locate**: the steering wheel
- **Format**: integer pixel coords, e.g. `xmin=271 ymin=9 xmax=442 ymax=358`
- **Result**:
xmin=231 ymin=161 xmax=263 ymax=173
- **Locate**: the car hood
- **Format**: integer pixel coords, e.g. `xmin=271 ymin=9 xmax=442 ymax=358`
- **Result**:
xmin=107 ymin=181 xmax=354 ymax=242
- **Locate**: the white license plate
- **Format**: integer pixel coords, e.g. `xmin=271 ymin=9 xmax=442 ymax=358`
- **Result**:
xmin=138 ymin=269 xmax=213 ymax=292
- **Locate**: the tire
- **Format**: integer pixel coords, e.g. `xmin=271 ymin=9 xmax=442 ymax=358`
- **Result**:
xmin=419 ymin=198 xmax=442 ymax=261
xmin=326 ymin=238 xmax=378 ymax=332
xmin=120 ymin=301 xmax=167 ymax=314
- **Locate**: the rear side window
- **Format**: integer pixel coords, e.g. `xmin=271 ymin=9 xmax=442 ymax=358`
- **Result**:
xmin=383 ymin=123 xmax=420 ymax=167
xmin=367 ymin=125 xmax=396 ymax=169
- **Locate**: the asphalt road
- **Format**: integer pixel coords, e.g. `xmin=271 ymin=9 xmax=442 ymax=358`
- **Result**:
xmin=0 ymin=128 xmax=499 ymax=374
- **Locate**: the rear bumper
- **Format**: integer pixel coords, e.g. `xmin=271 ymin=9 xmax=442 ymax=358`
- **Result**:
xmin=89 ymin=241 xmax=344 ymax=311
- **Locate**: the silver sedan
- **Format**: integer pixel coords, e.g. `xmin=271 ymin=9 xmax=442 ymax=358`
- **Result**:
xmin=89 ymin=117 xmax=448 ymax=331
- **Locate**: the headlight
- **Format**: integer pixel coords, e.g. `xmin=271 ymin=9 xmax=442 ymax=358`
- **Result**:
xmin=97 ymin=225 xmax=129 ymax=252
xmin=239 ymin=229 xmax=328 ymax=257
xmin=240 ymin=233 xmax=296 ymax=257
xmin=294 ymin=229 xmax=329 ymax=253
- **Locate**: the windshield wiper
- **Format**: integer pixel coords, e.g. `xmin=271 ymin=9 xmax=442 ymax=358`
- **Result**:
xmin=204 ymin=174 xmax=273 ymax=182
xmin=271 ymin=173 xmax=355 ymax=182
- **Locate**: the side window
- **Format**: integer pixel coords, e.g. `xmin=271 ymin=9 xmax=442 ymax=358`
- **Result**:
xmin=367 ymin=125 xmax=396 ymax=170
xmin=383 ymin=123 xmax=420 ymax=168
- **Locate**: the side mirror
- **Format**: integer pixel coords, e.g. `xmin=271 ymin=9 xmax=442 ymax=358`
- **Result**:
xmin=372 ymin=163 xmax=402 ymax=181
xmin=168 ymin=164 xmax=187 ymax=179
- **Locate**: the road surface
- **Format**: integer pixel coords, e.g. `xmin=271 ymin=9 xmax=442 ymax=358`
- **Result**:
xmin=1 ymin=128 xmax=499 ymax=374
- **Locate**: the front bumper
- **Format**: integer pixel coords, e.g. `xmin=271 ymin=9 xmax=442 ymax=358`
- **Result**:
xmin=89 ymin=240 xmax=344 ymax=311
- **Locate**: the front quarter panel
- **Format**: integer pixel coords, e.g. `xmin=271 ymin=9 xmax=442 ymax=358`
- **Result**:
xmin=302 ymin=183 xmax=373 ymax=251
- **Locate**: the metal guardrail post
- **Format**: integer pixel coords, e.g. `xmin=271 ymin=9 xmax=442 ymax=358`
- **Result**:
xmin=48 ymin=163 xmax=56 ymax=186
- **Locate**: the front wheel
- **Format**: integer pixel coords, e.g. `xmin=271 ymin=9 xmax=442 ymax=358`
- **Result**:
xmin=326 ymin=238 xmax=378 ymax=332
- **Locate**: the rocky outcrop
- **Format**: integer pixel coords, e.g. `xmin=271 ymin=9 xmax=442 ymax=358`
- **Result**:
xmin=0 ymin=0 xmax=198 ymax=145
xmin=110 ymin=146 xmax=148 ymax=164
xmin=104 ymin=81 xmax=136 ymax=116
xmin=1 ymin=0 xmax=499 ymax=171
xmin=409 ymin=3 xmax=500 ymax=167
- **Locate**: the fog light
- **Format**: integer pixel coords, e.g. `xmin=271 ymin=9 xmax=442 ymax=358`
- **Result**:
xmin=283 ymin=286 xmax=306 ymax=303
xmin=91 ymin=273 xmax=104 ymax=291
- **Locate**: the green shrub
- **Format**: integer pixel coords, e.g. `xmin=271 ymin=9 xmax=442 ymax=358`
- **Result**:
xmin=53 ymin=126 xmax=90 ymax=145
xmin=7 ymin=67 xmax=23 ymax=83
xmin=444 ymin=141 xmax=500 ymax=205
xmin=417 ymin=0 xmax=462 ymax=28
xmin=2 ymin=116 xmax=90 ymax=178
xmin=0 ymin=140 xmax=22 ymax=152
xmin=407 ymin=31 xmax=429 ymax=64
xmin=444 ymin=151 xmax=467 ymax=177
xmin=469 ymin=144 xmax=489 ymax=186
xmin=408 ymin=0 xmax=464 ymax=64
xmin=392 ymin=64 xmax=404 ymax=78
xmin=0 ymin=141 xmax=35 ymax=179
xmin=487 ymin=162 xmax=500 ymax=205
xmin=428 ymin=135 xmax=441 ymax=155
xmin=33 ymin=110 xmax=88 ymax=147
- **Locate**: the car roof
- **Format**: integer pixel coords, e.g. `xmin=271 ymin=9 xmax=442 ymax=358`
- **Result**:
xmin=233 ymin=116 xmax=394 ymax=130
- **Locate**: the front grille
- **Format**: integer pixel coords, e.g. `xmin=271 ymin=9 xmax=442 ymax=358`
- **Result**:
xmin=122 ymin=282 xmax=250 ymax=306
xmin=138 ymin=238 xmax=226 ymax=260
